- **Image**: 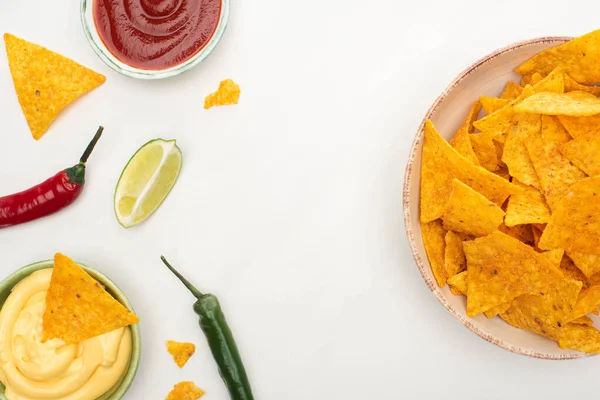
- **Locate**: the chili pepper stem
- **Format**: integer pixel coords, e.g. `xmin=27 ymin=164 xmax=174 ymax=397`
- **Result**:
xmin=160 ymin=256 xmax=204 ymax=299
xmin=79 ymin=126 xmax=104 ymax=165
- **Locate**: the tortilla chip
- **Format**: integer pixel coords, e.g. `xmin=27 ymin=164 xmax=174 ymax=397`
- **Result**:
xmin=421 ymin=220 xmax=447 ymax=287
xmin=484 ymin=302 xmax=511 ymax=319
xmin=560 ymin=255 xmax=589 ymax=287
xmin=167 ymin=341 xmax=196 ymax=368
xmin=541 ymin=115 xmax=571 ymax=145
xmin=444 ymin=231 xmax=466 ymax=278
xmin=501 ymin=278 xmax=582 ymax=340
xmin=442 ymin=179 xmax=505 ymax=237
xmin=557 ymin=324 xmax=600 ymax=353
xmin=564 ymin=73 xmax=600 ymax=96
xmin=567 ymin=252 xmax=600 ymax=278
xmin=4 ymin=34 xmax=106 ymax=140
xmin=516 ymin=29 xmax=600 ymax=84
xmin=500 ymin=81 xmax=524 ymax=101
xmin=481 ymin=96 xmax=508 ymax=115
xmin=470 ymin=131 xmax=499 ymax=171
xmin=539 ymin=177 xmax=600 ymax=255
xmin=449 ymin=101 xmax=481 ymax=165
xmin=544 ymin=249 xmax=565 ymax=267
xmin=505 ymin=180 xmax=551 ymax=226
xmin=464 ymin=231 xmax=563 ymax=316
xmin=529 ymin=72 xmax=544 ymax=85
xmin=561 ymin=136 xmax=600 ymax=176
xmin=420 ymin=120 xmax=522 ymax=222
xmin=558 ymin=114 xmax=600 ymax=140
xmin=570 ymin=284 xmax=600 ymax=321
xmin=204 ymin=79 xmax=241 ymax=109
xmin=502 ymin=113 xmax=542 ymax=188
xmin=525 ymin=134 xmax=586 ymax=211
xmin=166 ymin=381 xmax=205 ymax=400
xmin=42 ymin=253 xmax=139 ymax=343
xmin=447 ymin=271 xmax=467 ymax=296
xmin=521 ymin=75 xmax=533 ymax=87
xmin=532 ymin=68 xmax=565 ymax=94
xmin=514 ymin=91 xmax=600 ymax=116
xmin=498 ymin=223 xmax=534 ymax=244
xmin=571 ymin=316 xmax=594 ymax=326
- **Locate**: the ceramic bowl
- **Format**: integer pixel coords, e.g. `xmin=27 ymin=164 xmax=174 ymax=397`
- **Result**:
xmin=0 ymin=260 xmax=141 ymax=399
xmin=80 ymin=0 xmax=230 ymax=79
xmin=401 ymin=36 xmax=593 ymax=359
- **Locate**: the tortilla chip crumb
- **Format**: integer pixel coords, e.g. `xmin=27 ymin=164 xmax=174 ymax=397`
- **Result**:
xmin=166 ymin=381 xmax=205 ymax=400
xmin=204 ymin=79 xmax=240 ymax=109
xmin=166 ymin=340 xmax=196 ymax=368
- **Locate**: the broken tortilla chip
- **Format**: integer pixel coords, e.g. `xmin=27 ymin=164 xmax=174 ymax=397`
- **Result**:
xmin=421 ymin=220 xmax=447 ymax=288
xmin=539 ymin=177 xmax=600 ymax=255
xmin=442 ymin=179 xmax=505 ymax=237
xmin=444 ymin=230 xmax=466 ymax=278
xmin=42 ymin=253 xmax=139 ymax=344
xmin=514 ymin=91 xmax=600 ymax=116
xmin=463 ymin=231 xmax=563 ymax=316
xmin=3 ymin=34 xmax=106 ymax=140
xmin=204 ymin=79 xmax=241 ymax=109
xmin=166 ymin=381 xmax=205 ymax=400
xmin=505 ymin=180 xmax=551 ymax=226
xmin=516 ymin=29 xmax=600 ymax=84
xmin=167 ymin=341 xmax=196 ymax=368
xmin=419 ymin=120 xmax=522 ymax=222
xmin=560 ymin=136 xmax=600 ymax=176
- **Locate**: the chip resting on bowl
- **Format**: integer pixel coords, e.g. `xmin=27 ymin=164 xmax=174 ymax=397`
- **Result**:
xmin=3 ymin=34 xmax=106 ymax=140
xmin=42 ymin=253 xmax=139 ymax=344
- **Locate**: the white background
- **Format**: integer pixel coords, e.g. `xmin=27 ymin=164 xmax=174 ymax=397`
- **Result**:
xmin=0 ymin=1 xmax=599 ymax=399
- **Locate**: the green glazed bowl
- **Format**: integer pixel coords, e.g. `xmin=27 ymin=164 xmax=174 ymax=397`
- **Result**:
xmin=0 ymin=260 xmax=141 ymax=400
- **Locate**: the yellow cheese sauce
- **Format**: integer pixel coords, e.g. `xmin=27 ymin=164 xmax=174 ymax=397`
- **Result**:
xmin=0 ymin=269 xmax=132 ymax=400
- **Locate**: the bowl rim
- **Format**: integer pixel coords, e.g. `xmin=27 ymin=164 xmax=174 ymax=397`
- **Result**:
xmin=401 ymin=36 xmax=589 ymax=360
xmin=80 ymin=0 xmax=230 ymax=80
xmin=0 ymin=259 xmax=141 ymax=399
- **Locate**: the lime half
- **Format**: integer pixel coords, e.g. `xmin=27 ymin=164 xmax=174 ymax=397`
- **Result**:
xmin=114 ymin=139 xmax=182 ymax=228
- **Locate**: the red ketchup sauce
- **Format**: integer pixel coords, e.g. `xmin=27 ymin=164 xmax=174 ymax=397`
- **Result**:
xmin=94 ymin=0 xmax=222 ymax=70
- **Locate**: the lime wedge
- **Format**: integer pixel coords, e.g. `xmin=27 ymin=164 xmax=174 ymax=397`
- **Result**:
xmin=114 ymin=139 xmax=182 ymax=228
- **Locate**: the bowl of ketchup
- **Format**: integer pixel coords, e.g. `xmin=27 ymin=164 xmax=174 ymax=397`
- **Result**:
xmin=81 ymin=0 xmax=229 ymax=79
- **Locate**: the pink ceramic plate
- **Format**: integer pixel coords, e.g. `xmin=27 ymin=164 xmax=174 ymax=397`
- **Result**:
xmin=402 ymin=36 xmax=594 ymax=360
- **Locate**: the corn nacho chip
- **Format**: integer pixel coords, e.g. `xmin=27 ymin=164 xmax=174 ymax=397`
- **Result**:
xmin=444 ymin=231 xmax=466 ymax=278
xmin=42 ymin=253 xmax=139 ymax=343
xmin=470 ymin=131 xmax=499 ymax=171
xmin=570 ymin=284 xmax=600 ymax=321
xmin=521 ymin=74 xmax=533 ymax=87
xmin=564 ymin=73 xmax=600 ymax=96
xmin=420 ymin=120 xmax=522 ymax=222
xmin=514 ymin=91 xmax=600 ymax=116
xmin=532 ymin=68 xmax=565 ymax=94
xmin=567 ymin=252 xmax=600 ymax=279
xmin=505 ymin=180 xmax=551 ymax=226
xmin=481 ymin=96 xmax=508 ymax=115
xmin=442 ymin=179 xmax=505 ymax=237
xmin=557 ymin=324 xmax=600 ymax=353
xmin=541 ymin=115 xmax=571 ymax=145
xmin=539 ymin=177 xmax=600 ymax=255
xmin=501 ymin=278 xmax=582 ymax=340
xmin=558 ymin=114 xmax=600 ymax=140
xmin=421 ymin=220 xmax=447 ymax=287
xmin=525 ymin=133 xmax=586 ymax=211
xmin=447 ymin=271 xmax=467 ymax=296
xmin=474 ymin=86 xmax=534 ymax=139
xmin=498 ymin=223 xmax=534 ymax=245
xmin=484 ymin=302 xmax=511 ymax=319
xmin=502 ymin=113 xmax=542 ymax=188
xmin=449 ymin=101 xmax=481 ymax=165
xmin=571 ymin=316 xmax=594 ymax=326
xmin=560 ymin=255 xmax=589 ymax=287
xmin=204 ymin=79 xmax=241 ymax=109
xmin=4 ymin=34 xmax=106 ymax=140
xmin=500 ymin=81 xmax=523 ymax=100
xmin=544 ymin=249 xmax=565 ymax=268
xmin=166 ymin=381 xmax=205 ymax=400
xmin=529 ymin=72 xmax=544 ymax=86
xmin=167 ymin=341 xmax=196 ymax=368
xmin=516 ymin=29 xmax=600 ymax=84
xmin=464 ymin=231 xmax=563 ymax=316
xmin=560 ymin=136 xmax=600 ymax=176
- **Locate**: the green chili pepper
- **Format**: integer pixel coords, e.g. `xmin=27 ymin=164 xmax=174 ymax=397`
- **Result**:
xmin=160 ymin=256 xmax=255 ymax=400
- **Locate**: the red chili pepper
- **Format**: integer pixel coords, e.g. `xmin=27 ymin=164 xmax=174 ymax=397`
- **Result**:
xmin=0 ymin=127 xmax=104 ymax=228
